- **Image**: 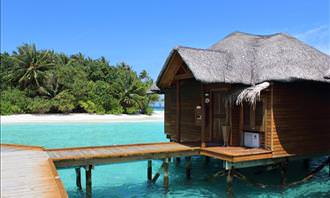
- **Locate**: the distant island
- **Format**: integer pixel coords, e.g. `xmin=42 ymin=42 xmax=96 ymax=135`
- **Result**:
xmin=0 ymin=44 xmax=159 ymax=115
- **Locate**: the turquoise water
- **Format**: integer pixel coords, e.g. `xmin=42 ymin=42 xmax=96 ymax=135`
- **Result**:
xmin=1 ymin=122 xmax=329 ymax=198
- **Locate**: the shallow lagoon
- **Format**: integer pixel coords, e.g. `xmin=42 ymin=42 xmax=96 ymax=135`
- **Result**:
xmin=2 ymin=122 xmax=329 ymax=197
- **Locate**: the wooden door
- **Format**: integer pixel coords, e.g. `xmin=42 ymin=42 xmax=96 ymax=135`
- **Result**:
xmin=210 ymin=91 xmax=228 ymax=145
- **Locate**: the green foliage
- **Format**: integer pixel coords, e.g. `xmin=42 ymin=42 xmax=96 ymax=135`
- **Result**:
xmin=79 ymin=100 xmax=98 ymax=113
xmin=0 ymin=89 xmax=30 ymax=115
xmin=27 ymin=97 xmax=53 ymax=114
xmin=53 ymin=90 xmax=76 ymax=113
xmin=0 ymin=44 xmax=160 ymax=115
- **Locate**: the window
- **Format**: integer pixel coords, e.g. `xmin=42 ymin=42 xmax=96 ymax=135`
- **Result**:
xmin=243 ymin=101 xmax=265 ymax=131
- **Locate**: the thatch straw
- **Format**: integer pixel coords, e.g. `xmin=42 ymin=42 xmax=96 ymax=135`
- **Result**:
xmin=147 ymin=82 xmax=161 ymax=94
xmin=235 ymin=82 xmax=270 ymax=106
xmin=325 ymin=69 xmax=330 ymax=79
xmin=157 ymin=32 xmax=330 ymax=87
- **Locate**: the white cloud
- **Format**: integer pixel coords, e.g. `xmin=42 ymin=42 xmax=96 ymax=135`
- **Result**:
xmin=295 ymin=25 xmax=330 ymax=54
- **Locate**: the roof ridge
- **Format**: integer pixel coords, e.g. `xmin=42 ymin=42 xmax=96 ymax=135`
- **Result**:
xmin=175 ymin=45 xmax=226 ymax=53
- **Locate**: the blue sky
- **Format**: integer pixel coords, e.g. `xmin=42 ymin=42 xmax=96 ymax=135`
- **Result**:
xmin=1 ymin=0 xmax=329 ymax=79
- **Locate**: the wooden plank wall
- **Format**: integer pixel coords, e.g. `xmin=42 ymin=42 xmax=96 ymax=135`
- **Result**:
xmin=164 ymin=87 xmax=177 ymax=140
xmin=180 ymin=79 xmax=202 ymax=142
xmin=264 ymin=90 xmax=272 ymax=150
xmin=164 ymin=79 xmax=202 ymax=142
xmin=230 ymin=105 xmax=241 ymax=146
xmin=271 ymin=82 xmax=330 ymax=157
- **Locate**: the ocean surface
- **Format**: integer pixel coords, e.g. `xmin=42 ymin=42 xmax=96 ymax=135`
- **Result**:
xmin=1 ymin=122 xmax=329 ymax=198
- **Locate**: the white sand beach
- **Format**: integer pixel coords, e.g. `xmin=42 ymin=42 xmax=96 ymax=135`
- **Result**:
xmin=1 ymin=111 xmax=164 ymax=124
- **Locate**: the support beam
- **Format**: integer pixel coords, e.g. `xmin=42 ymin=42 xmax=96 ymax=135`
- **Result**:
xmin=205 ymin=156 xmax=210 ymax=164
xmin=185 ymin=157 xmax=192 ymax=180
xmin=75 ymin=167 xmax=82 ymax=191
xmin=175 ymin=157 xmax=181 ymax=166
xmin=85 ymin=165 xmax=92 ymax=198
xmin=226 ymin=169 xmax=234 ymax=198
xmin=280 ymin=161 xmax=288 ymax=186
xmin=176 ymin=80 xmax=181 ymax=143
xmin=328 ymin=156 xmax=330 ymax=177
xmin=201 ymin=84 xmax=206 ymax=147
xmin=303 ymin=159 xmax=310 ymax=169
xmin=147 ymin=160 xmax=152 ymax=181
xmin=163 ymin=158 xmax=169 ymax=190
xmin=152 ymin=163 xmax=164 ymax=183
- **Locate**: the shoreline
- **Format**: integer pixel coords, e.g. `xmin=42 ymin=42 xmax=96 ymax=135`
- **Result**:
xmin=1 ymin=111 xmax=164 ymax=124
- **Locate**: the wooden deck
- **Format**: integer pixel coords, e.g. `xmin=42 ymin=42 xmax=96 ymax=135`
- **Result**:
xmin=47 ymin=142 xmax=200 ymax=168
xmin=1 ymin=144 xmax=68 ymax=198
xmin=200 ymin=146 xmax=272 ymax=162
xmin=1 ymin=142 xmax=277 ymax=197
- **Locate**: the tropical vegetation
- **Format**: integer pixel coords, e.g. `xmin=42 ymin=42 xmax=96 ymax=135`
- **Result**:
xmin=0 ymin=44 xmax=159 ymax=115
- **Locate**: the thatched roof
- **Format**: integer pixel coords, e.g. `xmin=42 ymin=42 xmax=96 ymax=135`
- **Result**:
xmin=147 ymin=82 xmax=162 ymax=94
xmin=157 ymin=32 xmax=330 ymax=87
xmin=325 ymin=69 xmax=330 ymax=79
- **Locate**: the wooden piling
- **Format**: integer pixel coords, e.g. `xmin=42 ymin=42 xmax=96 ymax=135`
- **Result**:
xmin=175 ymin=157 xmax=181 ymax=165
xmin=75 ymin=167 xmax=82 ymax=191
xmin=205 ymin=156 xmax=210 ymax=164
xmin=185 ymin=156 xmax=192 ymax=179
xmin=226 ymin=169 xmax=233 ymax=198
xmin=152 ymin=163 xmax=164 ymax=183
xmin=280 ymin=161 xmax=288 ymax=186
xmin=303 ymin=159 xmax=310 ymax=169
xmin=148 ymin=160 xmax=152 ymax=181
xmin=163 ymin=158 xmax=169 ymax=190
xmin=85 ymin=165 xmax=92 ymax=198
xmin=328 ymin=156 xmax=330 ymax=177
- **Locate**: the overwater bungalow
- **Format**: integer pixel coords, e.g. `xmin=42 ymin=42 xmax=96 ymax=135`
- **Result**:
xmin=157 ymin=32 xmax=330 ymax=167
xmin=2 ymin=32 xmax=330 ymax=198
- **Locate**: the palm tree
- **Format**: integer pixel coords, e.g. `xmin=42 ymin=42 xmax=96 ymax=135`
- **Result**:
xmin=11 ymin=44 xmax=55 ymax=91
xmin=112 ymin=67 xmax=146 ymax=113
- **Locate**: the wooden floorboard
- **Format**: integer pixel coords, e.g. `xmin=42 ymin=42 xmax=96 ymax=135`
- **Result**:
xmin=200 ymin=146 xmax=272 ymax=162
xmin=1 ymin=145 xmax=68 ymax=198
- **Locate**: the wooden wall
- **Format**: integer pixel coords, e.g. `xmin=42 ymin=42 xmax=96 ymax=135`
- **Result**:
xmin=180 ymin=79 xmax=202 ymax=142
xmin=164 ymin=78 xmax=201 ymax=143
xmin=271 ymin=82 xmax=330 ymax=157
xmin=164 ymin=87 xmax=177 ymax=140
xmin=230 ymin=105 xmax=241 ymax=146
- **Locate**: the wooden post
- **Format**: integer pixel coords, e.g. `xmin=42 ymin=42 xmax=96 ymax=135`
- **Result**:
xmin=175 ymin=157 xmax=181 ymax=166
xmin=328 ymin=156 xmax=330 ymax=177
xmin=226 ymin=169 xmax=234 ymax=198
xmin=303 ymin=159 xmax=310 ymax=169
xmin=205 ymin=156 xmax=210 ymax=164
xmin=176 ymin=80 xmax=181 ymax=143
xmin=201 ymin=84 xmax=206 ymax=147
xmin=280 ymin=161 xmax=288 ymax=186
xmin=85 ymin=165 xmax=92 ymax=198
xmin=152 ymin=163 xmax=164 ymax=183
xmin=75 ymin=167 xmax=82 ymax=191
xmin=163 ymin=158 xmax=169 ymax=190
xmin=185 ymin=156 xmax=192 ymax=179
xmin=148 ymin=160 xmax=152 ymax=181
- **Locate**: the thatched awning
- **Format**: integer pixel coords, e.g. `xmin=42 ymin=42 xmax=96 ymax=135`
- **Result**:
xmin=235 ymin=82 xmax=270 ymax=106
xmin=147 ymin=82 xmax=162 ymax=94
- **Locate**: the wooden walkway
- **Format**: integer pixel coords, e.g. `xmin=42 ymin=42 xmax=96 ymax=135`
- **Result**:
xmin=47 ymin=142 xmax=200 ymax=168
xmin=1 ymin=142 xmax=275 ymax=198
xmin=1 ymin=144 xmax=68 ymax=198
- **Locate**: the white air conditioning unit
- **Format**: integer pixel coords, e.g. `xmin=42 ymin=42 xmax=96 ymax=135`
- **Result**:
xmin=244 ymin=132 xmax=260 ymax=148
